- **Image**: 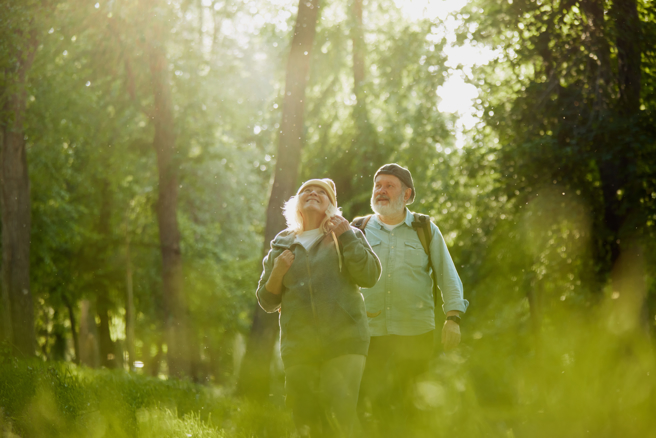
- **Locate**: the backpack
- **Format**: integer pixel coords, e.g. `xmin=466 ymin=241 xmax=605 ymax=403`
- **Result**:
xmin=351 ymin=213 xmax=439 ymax=307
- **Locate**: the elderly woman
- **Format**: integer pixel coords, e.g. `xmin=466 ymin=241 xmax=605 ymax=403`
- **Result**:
xmin=256 ymin=178 xmax=381 ymax=437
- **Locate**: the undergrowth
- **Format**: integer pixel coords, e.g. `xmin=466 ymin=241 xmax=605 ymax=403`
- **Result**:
xmin=2 ymin=314 xmax=656 ymax=438
xmin=0 ymin=355 xmax=293 ymax=438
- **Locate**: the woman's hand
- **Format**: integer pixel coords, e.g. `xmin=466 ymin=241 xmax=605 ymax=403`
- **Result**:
xmin=327 ymin=215 xmax=350 ymax=238
xmin=266 ymin=250 xmax=294 ymax=295
xmin=272 ymin=250 xmax=295 ymax=275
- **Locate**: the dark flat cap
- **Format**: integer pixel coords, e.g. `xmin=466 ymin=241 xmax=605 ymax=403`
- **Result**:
xmin=374 ymin=163 xmax=415 ymax=204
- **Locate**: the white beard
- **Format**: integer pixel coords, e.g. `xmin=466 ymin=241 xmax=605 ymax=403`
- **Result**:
xmin=371 ymin=192 xmax=406 ymax=217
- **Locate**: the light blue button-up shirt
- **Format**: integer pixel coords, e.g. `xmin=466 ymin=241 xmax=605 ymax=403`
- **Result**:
xmin=361 ymin=209 xmax=469 ymax=337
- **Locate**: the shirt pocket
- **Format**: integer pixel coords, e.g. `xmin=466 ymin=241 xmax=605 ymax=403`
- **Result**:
xmin=365 ymin=236 xmax=384 ymax=262
xmin=366 ymin=236 xmax=382 ymax=249
xmin=404 ymin=240 xmax=426 ymax=268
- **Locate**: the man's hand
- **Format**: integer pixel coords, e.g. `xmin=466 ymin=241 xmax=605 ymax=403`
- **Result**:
xmin=441 ymin=320 xmax=461 ymax=351
xmin=327 ymin=215 xmax=350 ymax=238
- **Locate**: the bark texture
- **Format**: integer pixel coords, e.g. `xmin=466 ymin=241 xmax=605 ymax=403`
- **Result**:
xmin=79 ymin=299 xmax=100 ymax=367
xmin=95 ymin=181 xmax=118 ymax=368
xmin=97 ymin=291 xmax=117 ymax=368
xmin=598 ymin=0 xmax=642 ymax=273
xmin=0 ymin=32 xmax=38 ymax=357
xmin=581 ymin=0 xmax=613 ymax=107
xmin=351 ymin=0 xmax=366 ymax=102
xmin=148 ymin=28 xmax=190 ymax=378
xmin=64 ymin=296 xmax=80 ymax=364
xmin=125 ymin=232 xmax=135 ymax=369
xmin=611 ymin=0 xmax=641 ymax=115
xmin=237 ymin=0 xmax=321 ymax=400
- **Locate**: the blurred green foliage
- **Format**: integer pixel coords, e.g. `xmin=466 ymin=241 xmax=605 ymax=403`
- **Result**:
xmin=0 ymin=352 xmax=293 ymax=437
xmin=2 ymin=313 xmax=656 ymax=438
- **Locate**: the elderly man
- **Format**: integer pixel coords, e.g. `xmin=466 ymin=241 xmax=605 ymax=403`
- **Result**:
xmin=354 ymin=163 xmax=468 ymax=429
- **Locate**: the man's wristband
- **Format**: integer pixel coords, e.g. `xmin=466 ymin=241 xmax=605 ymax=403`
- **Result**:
xmin=446 ymin=315 xmax=461 ymax=325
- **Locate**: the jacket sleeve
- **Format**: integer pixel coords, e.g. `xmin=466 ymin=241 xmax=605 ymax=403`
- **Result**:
xmin=338 ymin=227 xmax=382 ymax=288
xmin=429 ymin=222 xmax=469 ymax=314
xmin=256 ymin=245 xmax=282 ymax=313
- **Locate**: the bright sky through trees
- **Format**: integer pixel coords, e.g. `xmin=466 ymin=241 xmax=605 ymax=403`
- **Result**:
xmin=399 ymin=0 xmax=498 ymax=148
xmin=200 ymin=0 xmax=490 ymax=149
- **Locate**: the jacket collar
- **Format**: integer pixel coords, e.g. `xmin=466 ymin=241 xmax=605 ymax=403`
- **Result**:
xmin=271 ymin=230 xmax=297 ymax=250
xmin=271 ymin=229 xmax=333 ymax=250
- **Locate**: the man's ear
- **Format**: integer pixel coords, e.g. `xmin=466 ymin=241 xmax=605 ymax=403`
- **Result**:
xmin=404 ymin=187 xmax=412 ymax=202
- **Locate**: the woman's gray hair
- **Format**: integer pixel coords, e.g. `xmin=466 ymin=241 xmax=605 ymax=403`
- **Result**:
xmin=283 ymin=194 xmax=342 ymax=234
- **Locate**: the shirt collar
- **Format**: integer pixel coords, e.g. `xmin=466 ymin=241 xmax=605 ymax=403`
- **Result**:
xmin=371 ymin=209 xmax=413 ymax=229
xmin=403 ymin=209 xmax=414 ymax=227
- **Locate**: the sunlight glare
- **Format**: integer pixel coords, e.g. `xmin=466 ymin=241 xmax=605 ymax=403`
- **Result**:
xmin=399 ymin=0 xmax=498 ymax=148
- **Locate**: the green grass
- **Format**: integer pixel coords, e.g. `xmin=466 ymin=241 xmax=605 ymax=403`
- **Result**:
xmin=0 ymin=356 xmax=293 ymax=438
xmin=2 ymin=314 xmax=656 ymax=438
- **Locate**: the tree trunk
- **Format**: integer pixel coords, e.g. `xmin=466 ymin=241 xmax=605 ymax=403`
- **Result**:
xmin=0 ymin=34 xmax=38 ymax=358
xmin=147 ymin=341 xmax=164 ymax=377
xmin=51 ymin=311 xmax=67 ymax=361
xmin=611 ymin=0 xmax=641 ymax=115
xmin=125 ymin=227 xmax=135 ymax=370
xmin=237 ymin=0 xmax=321 ymax=400
xmin=148 ymin=26 xmax=190 ymax=379
xmin=596 ymin=0 xmax=642 ymax=287
xmin=94 ymin=181 xmax=117 ymax=368
xmin=581 ymin=0 xmax=612 ymax=107
xmin=64 ymin=295 xmax=80 ymax=364
xmin=351 ymin=0 xmax=366 ymax=103
xmin=345 ymin=0 xmax=380 ymax=215
xmin=97 ymin=291 xmax=117 ymax=368
xmin=79 ymin=299 xmax=100 ymax=367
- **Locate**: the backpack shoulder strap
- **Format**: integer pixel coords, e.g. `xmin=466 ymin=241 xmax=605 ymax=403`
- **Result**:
xmin=412 ymin=212 xmax=439 ymax=308
xmin=351 ymin=214 xmax=373 ymax=232
xmin=411 ymin=213 xmax=433 ymax=256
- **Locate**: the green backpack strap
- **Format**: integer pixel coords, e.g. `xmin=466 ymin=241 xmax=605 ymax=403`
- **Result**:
xmin=411 ymin=213 xmax=438 ymax=308
xmin=351 ymin=214 xmax=373 ymax=231
xmin=411 ymin=213 xmax=432 ymax=256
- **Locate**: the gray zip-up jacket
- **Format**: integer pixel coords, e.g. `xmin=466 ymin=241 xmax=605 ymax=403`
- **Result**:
xmin=257 ymin=227 xmax=381 ymax=368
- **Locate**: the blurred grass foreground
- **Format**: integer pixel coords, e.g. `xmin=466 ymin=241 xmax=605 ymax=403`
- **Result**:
xmin=2 ymin=305 xmax=656 ymax=438
xmin=0 ymin=352 xmax=293 ymax=438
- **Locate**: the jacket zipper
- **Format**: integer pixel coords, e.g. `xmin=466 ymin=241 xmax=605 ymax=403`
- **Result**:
xmin=305 ymin=255 xmax=318 ymax=321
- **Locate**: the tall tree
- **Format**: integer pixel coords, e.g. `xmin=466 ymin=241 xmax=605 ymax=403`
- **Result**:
xmin=237 ymin=0 xmax=321 ymax=399
xmin=459 ymin=0 xmax=656 ymax=328
xmin=144 ymin=0 xmax=191 ymax=378
xmin=95 ymin=181 xmax=118 ymax=368
xmin=333 ymin=0 xmax=381 ymax=214
xmin=0 ymin=1 xmax=41 ymax=357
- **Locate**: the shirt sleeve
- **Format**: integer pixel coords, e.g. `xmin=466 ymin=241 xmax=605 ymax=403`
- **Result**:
xmin=256 ymin=245 xmax=283 ymax=313
xmin=338 ymin=227 xmax=382 ymax=288
xmin=429 ymin=222 xmax=469 ymax=314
